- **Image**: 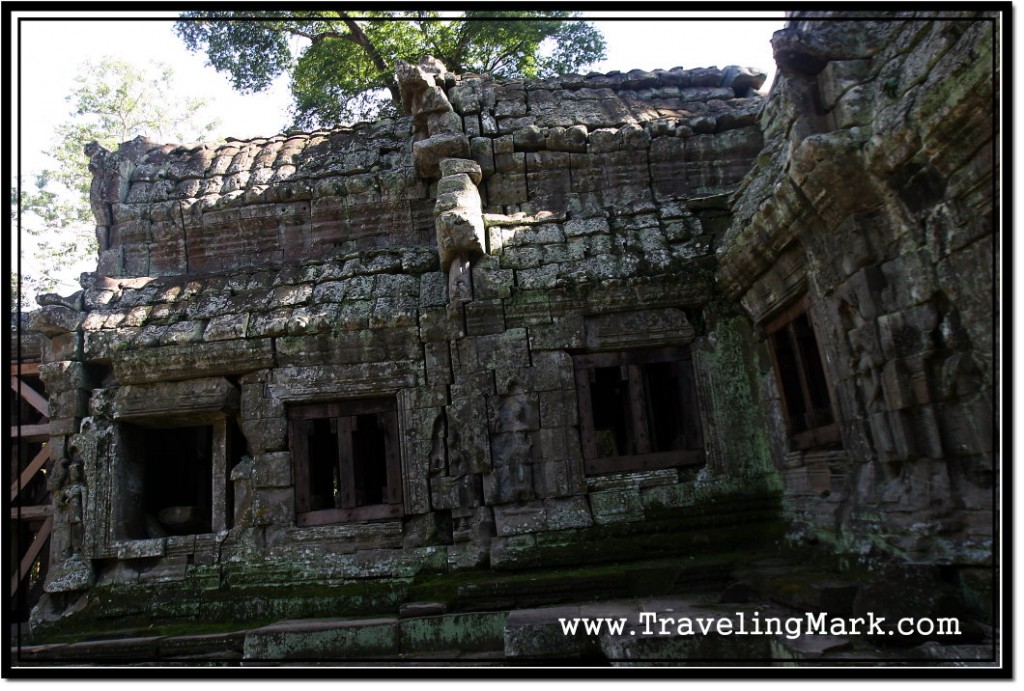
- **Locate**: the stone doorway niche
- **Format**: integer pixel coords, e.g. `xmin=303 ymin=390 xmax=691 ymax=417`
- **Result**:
xmin=111 ymin=378 xmax=242 ymax=541
xmin=119 ymin=422 xmax=208 ymax=537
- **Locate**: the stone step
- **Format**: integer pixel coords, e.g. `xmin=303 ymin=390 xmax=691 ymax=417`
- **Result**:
xmin=12 ymin=630 xmax=250 ymax=665
xmin=502 ymin=595 xmax=997 ymax=665
xmin=13 ymin=591 xmax=997 ymax=666
xmin=13 ymin=611 xmax=508 ymax=665
xmin=242 ymin=610 xmax=507 ymax=662
xmin=502 ymin=596 xmax=845 ymax=664
xmin=450 ymin=553 xmax=741 ymax=612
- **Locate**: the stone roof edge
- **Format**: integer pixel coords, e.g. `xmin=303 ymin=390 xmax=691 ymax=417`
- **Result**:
xmin=106 ymin=61 xmax=769 ymax=157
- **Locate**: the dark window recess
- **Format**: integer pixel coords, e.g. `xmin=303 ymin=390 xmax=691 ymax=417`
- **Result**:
xmin=574 ymin=346 xmax=705 ymax=475
xmin=119 ymin=418 xmax=241 ymax=539
xmin=143 ymin=426 xmax=213 ymax=535
xmin=289 ymin=398 xmax=403 ymax=526
xmin=766 ymin=302 xmax=840 ymax=449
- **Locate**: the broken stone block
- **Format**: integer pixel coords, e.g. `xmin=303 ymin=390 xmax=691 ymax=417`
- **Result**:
xmin=230 ymin=457 xmax=254 ymax=526
xmin=722 ymin=65 xmax=768 ymax=97
xmin=30 ymin=305 xmax=84 ymax=336
xmin=253 ymin=451 xmax=292 ymax=488
xmin=543 ymin=496 xmax=593 ymax=530
xmin=439 ymin=157 xmax=483 ymax=185
xmin=413 ymin=133 xmax=471 ymax=178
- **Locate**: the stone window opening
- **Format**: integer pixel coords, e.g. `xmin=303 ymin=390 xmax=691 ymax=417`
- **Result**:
xmin=117 ymin=416 xmax=240 ymax=539
xmin=573 ymin=346 xmax=705 ymax=475
xmin=765 ymin=298 xmax=840 ymax=450
xmin=289 ymin=398 xmax=403 ymax=527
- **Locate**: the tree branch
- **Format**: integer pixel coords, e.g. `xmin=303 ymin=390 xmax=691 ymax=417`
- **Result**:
xmin=282 ymin=17 xmax=402 ymax=106
xmin=337 ymin=15 xmax=389 ymax=73
xmin=417 ymin=19 xmax=443 ymax=57
xmin=336 ymin=13 xmax=402 ymax=105
xmin=453 ymin=21 xmax=473 ymax=69
xmin=283 ymin=27 xmax=347 ymax=44
xmin=486 ymin=38 xmax=529 ymax=75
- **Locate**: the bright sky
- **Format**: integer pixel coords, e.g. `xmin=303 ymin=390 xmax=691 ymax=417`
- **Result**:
xmin=10 ymin=10 xmax=787 ymax=297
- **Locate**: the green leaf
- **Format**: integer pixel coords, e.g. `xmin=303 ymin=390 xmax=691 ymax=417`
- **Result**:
xmin=175 ymin=12 xmax=606 ymax=129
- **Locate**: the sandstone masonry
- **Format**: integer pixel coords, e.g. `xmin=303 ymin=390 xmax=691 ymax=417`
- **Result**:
xmin=26 ymin=13 xmax=996 ymax=638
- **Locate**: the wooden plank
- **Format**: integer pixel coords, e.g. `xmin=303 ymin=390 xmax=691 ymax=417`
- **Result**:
xmin=627 ymin=364 xmax=650 ymax=455
xmin=10 ymin=361 xmax=41 ymax=377
xmin=10 ymin=446 xmax=49 ymax=503
xmin=296 ymin=503 xmax=402 ymax=527
xmin=289 ymin=402 xmax=336 ymax=420
xmin=11 ymin=424 xmax=49 ymax=441
xmin=337 ymin=416 xmax=356 ymax=509
xmin=797 ymin=317 xmax=840 ymax=428
xmin=572 ymin=346 xmax=691 ymax=371
xmin=12 ymin=377 xmax=49 ymax=417
xmin=382 ymin=411 xmax=403 ymax=505
xmin=792 ymin=422 xmax=842 ymax=450
xmin=211 ymin=418 xmax=228 ymax=534
xmin=763 ymin=294 xmax=811 ymax=335
xmin=290 ymin=419 xmax=311 ymax=514
xmin=289 ymin=399 xmax=394 ymax=419
xmin=584 ymin=449 xmax=705 ymax=476
xmin=785 ymin=322 xmax=818 ymax=433
xmin=766 ymin=330 xmax=801 ymax=436
xmin=574 ymin=371 xmax=598 ymax=460
xmin=10 ymin=516 xmax=52 ymax=598
xmin=337 ymin=399 xmax=394 ymax=416
xmin=10 ymin=505 xmax=53 ymax=520
xmin=678 ymin=360 xmax=704 ymax=450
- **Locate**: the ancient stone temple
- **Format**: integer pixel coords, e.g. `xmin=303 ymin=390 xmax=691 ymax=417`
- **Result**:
xmin=21 ymin=12 xmax=997 ymax=664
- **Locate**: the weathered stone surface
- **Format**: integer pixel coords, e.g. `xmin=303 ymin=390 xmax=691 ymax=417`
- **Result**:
xmin=413 ymin=133 xmax=471 ymax=178
xmin=439 ymin=157 xmax=482 ymax=185
xmin=244 ymin=617 xmax=399 ymax=660
xmin=113 ymin=377 xmax=238 ymax=421
xmin=23 ymin=19 xmax=997 ymax=644
xmin=721 ymin=14 xmax=995 ymax=563
xmin=584 ymin=308 xmax=695 ymax=350
xmin=30 ymin=305 xmax=84 ymax=336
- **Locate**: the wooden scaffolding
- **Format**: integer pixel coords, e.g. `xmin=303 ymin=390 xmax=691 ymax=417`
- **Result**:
xmin=10 ymin=326 xmax=51 ymax=623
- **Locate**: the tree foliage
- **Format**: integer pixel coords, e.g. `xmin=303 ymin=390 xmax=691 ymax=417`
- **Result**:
xmin=19 ymin=58 xmax=218 ymax=301
xmin=176 ymin=11 xmax=606 ymax=128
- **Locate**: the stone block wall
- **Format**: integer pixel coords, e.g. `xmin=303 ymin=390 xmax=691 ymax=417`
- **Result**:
xmin=87 ymin=122 xmax=437 ymax=277
xmin=30 ymin=58 xmax=780 ymax=623
xmin=719 ymin=13 xmax=995 ymax=563
xmin=87 ymin=62 xmax=764 ymax=281
xmin=26 ymin=15 xmax=997 ymax=633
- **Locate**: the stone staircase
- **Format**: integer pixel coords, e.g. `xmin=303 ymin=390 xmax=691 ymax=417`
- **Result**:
xmin=11 ymin=593 xmax=997 ymax=667
xmin=10 ymin=551 xmax=998 ymax=667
